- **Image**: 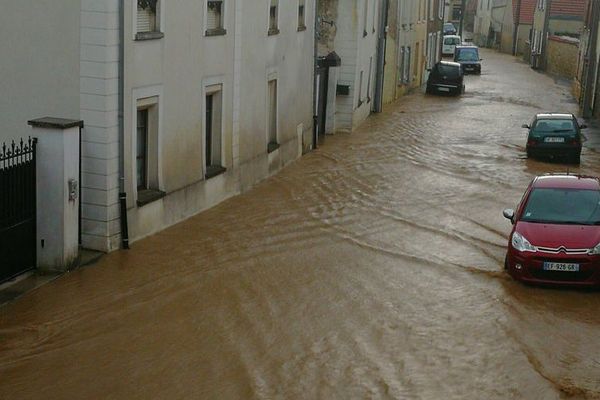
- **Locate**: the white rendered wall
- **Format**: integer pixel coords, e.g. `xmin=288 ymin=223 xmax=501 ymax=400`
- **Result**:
xmin=80 ymin=0 xmax=121 ymax=252
xmin=0 ymin=1 xmax=80 ymax=143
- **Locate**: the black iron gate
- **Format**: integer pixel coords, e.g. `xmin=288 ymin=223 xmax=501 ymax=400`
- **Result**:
xmin=0 ymin=138 xmax=37 ymax=283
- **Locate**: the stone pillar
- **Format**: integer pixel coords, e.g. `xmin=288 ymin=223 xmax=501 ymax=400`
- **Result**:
xmin=28 ymin=117 xmax=83 ymax=271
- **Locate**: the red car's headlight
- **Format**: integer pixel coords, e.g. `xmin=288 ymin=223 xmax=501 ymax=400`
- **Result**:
xmin=512 ymin=232 xmax=537 ymax=253
xmin=588 ymin=243 xmax=600 ymax=255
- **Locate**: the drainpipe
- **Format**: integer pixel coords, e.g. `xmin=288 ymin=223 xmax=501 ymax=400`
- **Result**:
xmin=540 ymin=0 xmax=552 ymax=70
xmin=312 ymin=0 xmax=319 ymax=149
xmin=582 ymin=1 xmax=600 ymax=118
xmin=374 ymin=0 xmax=389 ymax=113
xmin=459 ymin=0 xmax=466 ymax=37
xmin=118 ymin=0 xmax=130 ymax=249
xmin=512 ymin=0 xmax=522 ymax=55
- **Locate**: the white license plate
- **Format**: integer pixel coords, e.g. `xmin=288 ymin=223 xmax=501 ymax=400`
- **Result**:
xmin=438 ymin=87 xmax=450 ymax=92
xmin=544 ymin=137 xmax=565 ymax=143
xmin=543 ymin=262 xmax=579 ymax=272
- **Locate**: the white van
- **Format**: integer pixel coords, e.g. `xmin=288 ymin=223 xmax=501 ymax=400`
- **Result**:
xmin=442 ymin=35 xmax=461 ymax=56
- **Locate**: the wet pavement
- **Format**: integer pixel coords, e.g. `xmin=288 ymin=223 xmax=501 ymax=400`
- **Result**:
xmin=2 ymin=49 xmax=600 ymax=399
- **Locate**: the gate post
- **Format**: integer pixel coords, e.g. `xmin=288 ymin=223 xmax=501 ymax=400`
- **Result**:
xmin=28 ymin=117 xmax=83 ymax=271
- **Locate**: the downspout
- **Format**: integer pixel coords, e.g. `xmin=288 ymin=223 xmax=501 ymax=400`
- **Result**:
xmin=513 ymin=0 xmax=522 ymax=55
xmin=312 ymin=0 xmax=319 ymax=149
xmin=374 ymin=0 xmax=389 ymax=113
xmin=459 ymin=0 xmax=466 ymax=37
xmin=541 ymin=0 xmax=552 ymax=70
xmin=118 ymin=0 xmax=130 ymax=249
xmin=583 ymin=1 xmax=600 ymax=118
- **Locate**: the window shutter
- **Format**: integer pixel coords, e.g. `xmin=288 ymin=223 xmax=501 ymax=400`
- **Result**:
xmin=207 ymin=1 xmax=222 ymax=30
xmin=137 ymin=6 xmax=156 ymax=32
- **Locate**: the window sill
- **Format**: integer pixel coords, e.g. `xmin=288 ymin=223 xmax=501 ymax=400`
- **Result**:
xmin=205 ymin=28 xmax=227 ymax=37
xmin=135 ymin=31 xmax=164 ymax=41
xmin=268 ymin=28 xmax=280 ymax=36
xmin=137 ymin=189 xmax=166 ymax=207
xmin=205 ymin=165 xmax=227 ymax=179
xmin=267 ymin=141 xmax=280 ymax=153
xmin=298 ymin=25 xmax=307 ymax=32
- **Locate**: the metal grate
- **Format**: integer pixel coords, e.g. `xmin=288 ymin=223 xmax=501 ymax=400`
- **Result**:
xmin=0 ymin=138 xmax=37 ymax=282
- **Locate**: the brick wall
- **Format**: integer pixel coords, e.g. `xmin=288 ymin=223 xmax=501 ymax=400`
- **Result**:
xmin=546 ymin=36 xmax=580 ymax=79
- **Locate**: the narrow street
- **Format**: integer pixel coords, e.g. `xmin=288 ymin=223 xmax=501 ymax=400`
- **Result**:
xmin=2 ymin=50 xmax=600 ymax=399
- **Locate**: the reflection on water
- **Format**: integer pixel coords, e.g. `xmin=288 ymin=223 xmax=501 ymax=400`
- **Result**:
xmin=1 ymin=50 xmax=600 ymax=399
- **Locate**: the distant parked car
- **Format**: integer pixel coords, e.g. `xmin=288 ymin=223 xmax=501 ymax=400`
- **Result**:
xmin=503 ymin=174 xmax=600 ymax=288
xmin=426 ymin=61 xmax=464 ymax=96
xmin=443 ymin=22 xmax=457 ymax=35
xmin=442 ymin=35 xmax=461 ymax=56
xmin=454 ymin=45 xmax=481 ymax=74
xmin=523 ymin=113 xmax=586 ymax=164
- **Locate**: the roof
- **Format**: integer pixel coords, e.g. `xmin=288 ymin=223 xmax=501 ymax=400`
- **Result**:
xmin=535 ymin=113 xmax=575 ymax=119
xmin=439 ymin=61 xmax=462 ymax=67
xmin=550 ymin=0 xmax=586 ymax=19
xmin=534 ymin=175 xmax=600 ymax=190
xmin=513 ymin=0 xmax=536 ymax=25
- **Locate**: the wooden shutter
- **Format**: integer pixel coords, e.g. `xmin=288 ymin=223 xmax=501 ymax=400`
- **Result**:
xmin=137 ymin=5 xmax=156 ymax=32
xmin=207 ymin=1 xmax=222 ymax=30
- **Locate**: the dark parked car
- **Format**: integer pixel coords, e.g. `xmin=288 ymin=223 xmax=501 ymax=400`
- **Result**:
xmin=426 ymin=61 xmax=464 ymax=96
xmin=503 ymin=174 xmax=600 ymax=288
xmin=523 ymin=113 xmax=586 ymax=164
xmin=443 ymin=22 xmax=457 ymax=35
xmin=453 ymin=45 xmax=481 ymax=74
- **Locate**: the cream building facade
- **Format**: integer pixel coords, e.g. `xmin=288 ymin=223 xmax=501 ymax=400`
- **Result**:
xmin=383 ymin=0 xmax=442 ymax=104
xmin=2 ymin=0 xmax=316 ymax=254
xmin=316 ymin=0 xmax=381 ymax=133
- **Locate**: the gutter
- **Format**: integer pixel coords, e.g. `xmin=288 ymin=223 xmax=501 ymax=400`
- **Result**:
xmin=118 ymin=0 xmax=130 ymax=249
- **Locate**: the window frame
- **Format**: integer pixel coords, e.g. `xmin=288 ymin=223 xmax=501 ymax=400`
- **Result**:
xmin=204 ymin=84 xmax=226 ymax=179
xmin=267 ymin=78 xmax=279 ymax=152
xmin=134 ymin=0 xmax=164 ymax=41
xmin=298 ymin=0 xmax=307 ymax=31
xmin=268 ymin=0 xmax=280 ymax=36
xmin=132 ymin=88 xmax=164 ymax=207
xmin=205 ymin=0 xmax=227 ymax=36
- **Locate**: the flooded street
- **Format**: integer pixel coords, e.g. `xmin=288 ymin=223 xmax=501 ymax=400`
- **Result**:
xmin=2 ymin=50 xmax=600 ymax=399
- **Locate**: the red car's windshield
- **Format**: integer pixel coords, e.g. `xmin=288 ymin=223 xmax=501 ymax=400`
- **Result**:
xmin=521 ymin=188 xmax=600 ymax=225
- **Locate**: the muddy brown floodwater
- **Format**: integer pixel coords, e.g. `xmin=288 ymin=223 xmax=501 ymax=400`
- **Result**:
xmin=2 ymin=50 xmax=600 ymax=399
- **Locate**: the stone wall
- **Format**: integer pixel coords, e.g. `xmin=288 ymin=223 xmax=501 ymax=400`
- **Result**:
xmin=546 ymin=36 xmax=580 ymax=79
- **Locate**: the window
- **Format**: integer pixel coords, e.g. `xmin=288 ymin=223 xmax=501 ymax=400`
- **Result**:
xmin=136 ymin=0 xmax=162 ymax=40
xmin=269 ymin=0 xmax=279 ymax=35
xmin=367 ymin=57 xmax=373 ymax=102
xmin=429 ymin=0 xmax=434 ymax=20
xmin=206 ymin=0 xmax=226 ymax=36
xmin=358 ymin=70 xmax=364 ymax=107
xmin=363 ymin=0 xmax=369 ymax=37
xmin=136 ymin=109 xmax=148 ymax=190
xmin=439 ymin=0 xmax=444 ymax=19
xmin=452 ymin=6 xmax=461 ymax=21
xmin=205 ymin=86 xmax=225 ymax=178
xmin=372 ymin=0 xmax=377 ymax=32
xmin=404 ymin=46 xmax=411 ymax=84
xmin=135 ymin=96 xmax=162 ymax=206
xmin=298 ymin=0 xmax=306 ymax=30
xmin=267 ymin=79 xmax=279 ymax=152
xmin=398 ymin=46 xmax=404 ymax=84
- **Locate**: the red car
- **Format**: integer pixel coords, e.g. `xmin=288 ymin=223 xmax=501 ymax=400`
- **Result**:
xmin=503 ymin=174 xmax=600 ymax=287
